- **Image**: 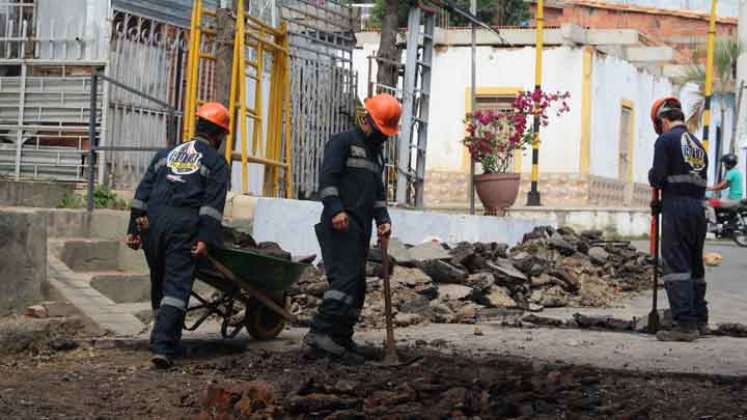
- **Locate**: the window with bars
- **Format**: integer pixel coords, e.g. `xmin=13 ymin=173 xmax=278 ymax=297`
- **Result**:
xmin=474 ymin=95 xmax=515 ymax=113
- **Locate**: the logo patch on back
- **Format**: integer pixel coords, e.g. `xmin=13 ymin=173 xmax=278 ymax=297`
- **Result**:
xmin=166 ymin=141 xmax=203 ymax=175
xmin=350 ymin=145 xmax=367 ymax=158
xmin=679 ymin=132 xmax=706 ymax=172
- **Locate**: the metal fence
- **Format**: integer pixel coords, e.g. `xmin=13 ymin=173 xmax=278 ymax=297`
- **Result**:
xmin=280 ymin=0 xmax=358 ymax=199
xmin=0 ymin=4 xmax=186 ymax=187
xmin=86 ymin=73 xmax=177 ymax=212
xmin=107 ymin=9 xmax=188 ymax=188
xmin=0 ymin=0 xmax=109 ymax=63
xmin=1 ymin=1 xmax=359 ymax=198
xmin=0 ymin=66 xmax=104 ymax=181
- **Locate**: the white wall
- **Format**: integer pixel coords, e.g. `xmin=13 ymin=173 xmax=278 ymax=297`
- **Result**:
xmin=353 ymin=44 xmax=585 ymax=174
xmin=251 ymin=198 xmax=553 ymax=261
xmin=36 ymin=0 xmax=111 ymax=61
xmin=589 ymin=53 xmax=673 ymax=183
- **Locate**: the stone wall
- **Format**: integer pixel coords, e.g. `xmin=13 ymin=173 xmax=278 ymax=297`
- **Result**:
xmin=424 ymin=170 xmax=650 ymax=209
xmin=0 ymin=180 xmax=73 ymax=208
xmin=0 ymin=209 xmax=46 ymax=314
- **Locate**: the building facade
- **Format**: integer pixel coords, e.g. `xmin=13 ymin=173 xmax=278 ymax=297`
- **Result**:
xmin=354 ymin=26 xmax=733 ymax=208
xmin=529 ymin=0 xmax=737 ymax=66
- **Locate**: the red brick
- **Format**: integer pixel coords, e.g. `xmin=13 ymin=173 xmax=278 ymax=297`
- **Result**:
xmin=525 ymin=2 xmax=736 ymax=65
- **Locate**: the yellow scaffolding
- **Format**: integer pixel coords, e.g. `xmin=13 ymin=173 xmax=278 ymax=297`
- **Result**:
xmin=184 ymin=0 xmax=292 ymax=197
xmin=183 ymin=0 xmax=218 ymax=140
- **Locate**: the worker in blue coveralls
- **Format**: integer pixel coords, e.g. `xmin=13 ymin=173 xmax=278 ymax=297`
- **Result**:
xmin=304 ymin=93 xmax=402 ymax=364
xmin=648 ymin=96 xmax=709 ymax=342
xmin=126 ymin=102 xmax=230 ymax=368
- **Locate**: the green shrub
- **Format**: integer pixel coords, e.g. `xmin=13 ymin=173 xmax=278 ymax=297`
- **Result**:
xmin=93 ymin=184 xmax=128 ymax=210
xmin=57 ymin=185 xmax=129 ymax=210
xmin=57 ymin=191 xmax=84 ymax=209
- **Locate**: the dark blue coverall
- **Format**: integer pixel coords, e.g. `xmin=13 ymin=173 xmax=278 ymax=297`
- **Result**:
xmin=128 ymin=137 xmax=229 ymax=355
xmin=648 ymin=124 xmax=709 ymax=329
xmin=310 ymin=127 xmax=391 ymax=344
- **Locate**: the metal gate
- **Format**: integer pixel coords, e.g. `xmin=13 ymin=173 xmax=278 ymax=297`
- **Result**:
xmin=280 ymin=0 xmax=358 ymax=199
xmin=106 ymin=9 xmax=188 ymax=188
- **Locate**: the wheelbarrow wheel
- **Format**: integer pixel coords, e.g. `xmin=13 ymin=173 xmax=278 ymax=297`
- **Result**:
xmin=245 ymin=296 xmax=286 ymax=340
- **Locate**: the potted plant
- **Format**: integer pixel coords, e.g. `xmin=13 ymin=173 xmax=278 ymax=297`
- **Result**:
xmin=463 ymin=88 xmax=570 ymax=214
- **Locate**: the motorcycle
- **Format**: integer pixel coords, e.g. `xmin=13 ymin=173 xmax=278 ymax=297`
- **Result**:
xmin=708 ymin=198 xmax=747 ymax=247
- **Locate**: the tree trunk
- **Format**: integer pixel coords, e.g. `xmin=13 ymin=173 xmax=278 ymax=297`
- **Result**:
xmin=495 ymin=1 xmax=506 ymax=26
xmin=215 ymin=6 xmax=236 ymax=156
xmin=375 ymin=0 xmax=402 ymax=94
xmin=215 ymin=7 xmax=235 ymax=112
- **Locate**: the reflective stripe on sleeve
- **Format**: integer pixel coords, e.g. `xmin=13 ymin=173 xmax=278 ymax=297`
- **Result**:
xmin=199 ymin=206 xmax=223 ymax=221
xmin=346 ymin=158 xmax=379 ymax=173
xmin=131 ymin=199 xmax=147 ymax=211
xmin=320 ymin=186 xmax=339 ymax=199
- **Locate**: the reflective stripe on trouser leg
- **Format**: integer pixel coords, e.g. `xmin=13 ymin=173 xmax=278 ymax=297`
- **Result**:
xmin=150 ymin=209 xmax=198 ymax=355
xmin=660 ymin=196 xmax=705 ymax=327
xmin=310 ymin=222 xmax=367 ymax=338
xmin=161 ymin=296 xmax=187 ymax=311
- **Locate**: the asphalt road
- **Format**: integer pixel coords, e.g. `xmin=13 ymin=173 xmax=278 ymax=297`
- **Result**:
xmin=699 ymin=240 xmax=747 ymax=324
xmin=542 ymin=240 xmax=747 ymax=326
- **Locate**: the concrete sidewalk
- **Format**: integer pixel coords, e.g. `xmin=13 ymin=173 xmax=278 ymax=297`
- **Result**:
xmin=359 ymin=323 xmax=747 ymax=377
xmin=92 ymin=321 xmax=747 ymax=378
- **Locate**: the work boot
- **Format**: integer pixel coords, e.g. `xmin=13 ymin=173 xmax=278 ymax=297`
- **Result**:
xmin=303 ymin=332 xmax=366 ymax=365
xmin=335 ymin=336 xmax=378 ymax=360
xmin=656 ymin=326 xmax=699 ymax=342
xmin=335 ymin=336 xmax=361 ymax=353
xmin=151 ymin=354 xmax=173 ymax=369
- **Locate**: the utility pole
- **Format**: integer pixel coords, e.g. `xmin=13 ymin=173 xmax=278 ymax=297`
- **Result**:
xmin=469 ymin=0 xmax=476 ymax=215
xmin=527 ymin=0 xmax=543 ymax=206
xmin=702 ymin=0 xmax=718 ymax=156
xmin=736 ymin=0 xmax=747 ymax=154
xmin=731 ymin=80 xmax=744 ymax=154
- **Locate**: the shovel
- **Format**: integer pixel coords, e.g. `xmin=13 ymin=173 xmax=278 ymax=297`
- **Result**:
xmin=648 ymin=188 xmax=661 ymax=334
xmin=379 ymin=235 xmax=399 ymax=364
xmin=369 ymin=236 xmax=423 ymax=368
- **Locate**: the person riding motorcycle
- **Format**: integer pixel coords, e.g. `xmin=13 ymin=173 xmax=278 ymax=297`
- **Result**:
xmin=706 ymin=153 xmax=744 ymax=230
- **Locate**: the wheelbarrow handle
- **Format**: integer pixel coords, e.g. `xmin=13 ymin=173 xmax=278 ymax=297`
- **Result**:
xmin=207 ymin=255 xmax=297 ymax=324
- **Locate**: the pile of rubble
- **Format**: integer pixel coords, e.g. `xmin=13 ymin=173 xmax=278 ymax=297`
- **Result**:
xmin=288 ymin=226 xmax=655 ymax=328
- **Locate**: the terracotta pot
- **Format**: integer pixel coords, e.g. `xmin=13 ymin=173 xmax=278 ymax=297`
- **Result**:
xmin=474 ymin=172 xmax=521 ymax=214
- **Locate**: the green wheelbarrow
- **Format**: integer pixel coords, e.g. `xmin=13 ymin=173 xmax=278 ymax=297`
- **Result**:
xmin=185 ymin=246 xmax=309 ymax=340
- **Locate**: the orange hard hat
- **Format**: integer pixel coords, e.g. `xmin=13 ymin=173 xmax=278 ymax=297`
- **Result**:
xmin=650 ymin=96 xmax=682 ymax=135
xmin=196 ymin=102 xmax=230 ymax=132
xmin=364 ymin=94 xmax=402 ymax=137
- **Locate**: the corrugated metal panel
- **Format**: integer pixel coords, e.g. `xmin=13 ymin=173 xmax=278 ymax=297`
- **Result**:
xmin=111 ymin=0 xmax=219 ymax=27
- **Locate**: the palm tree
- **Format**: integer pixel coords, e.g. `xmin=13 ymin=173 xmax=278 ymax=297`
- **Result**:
xmin=678 ymin=37 xmax=741 ymax=153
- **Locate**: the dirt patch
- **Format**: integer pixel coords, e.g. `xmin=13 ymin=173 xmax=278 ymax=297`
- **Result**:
xmin=1 ymin=343 xmax=746 ymax=418
xmin=0 ymin=316 xmax=87 ymax=354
